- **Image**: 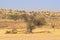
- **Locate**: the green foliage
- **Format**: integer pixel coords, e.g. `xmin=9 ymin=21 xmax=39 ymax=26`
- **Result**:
xmin=7 ymin=14 xmax=20 ymax=20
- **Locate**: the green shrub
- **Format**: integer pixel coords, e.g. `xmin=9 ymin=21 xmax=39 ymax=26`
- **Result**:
xmin=33 ymin=18 xmax=46 ymax=26
xmin=7 ymin=14 xmax=20 ymax=20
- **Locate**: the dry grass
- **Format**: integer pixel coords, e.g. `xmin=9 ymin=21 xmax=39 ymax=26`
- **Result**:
xmin=0 ymin=28 xmax=60 ymax=40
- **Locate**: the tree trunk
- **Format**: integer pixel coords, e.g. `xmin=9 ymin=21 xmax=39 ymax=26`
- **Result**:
xmin=27 ymin=24 xmax=33 ymax=33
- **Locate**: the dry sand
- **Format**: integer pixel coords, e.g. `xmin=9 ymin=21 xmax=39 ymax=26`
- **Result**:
xmin=0 ymin=28 xmax=60 ymax=40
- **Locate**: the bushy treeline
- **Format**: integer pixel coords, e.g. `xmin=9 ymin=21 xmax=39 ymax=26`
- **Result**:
xmin=5 ymin=13 xmax=46 ymax=33
xmin=0 ymin=11 xmax=57 ymax=33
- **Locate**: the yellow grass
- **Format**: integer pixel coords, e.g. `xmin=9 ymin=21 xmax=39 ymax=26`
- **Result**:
xmin=0 ymin=28 xmax=60 ymax=40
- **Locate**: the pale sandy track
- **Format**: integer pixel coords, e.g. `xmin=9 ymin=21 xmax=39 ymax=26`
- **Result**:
xmin=0 ymin=33 xmax=60 ymax=40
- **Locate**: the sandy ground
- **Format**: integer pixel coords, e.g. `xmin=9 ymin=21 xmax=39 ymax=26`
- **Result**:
xmin=0 ymin=28 xmax=60 ymax=40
